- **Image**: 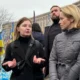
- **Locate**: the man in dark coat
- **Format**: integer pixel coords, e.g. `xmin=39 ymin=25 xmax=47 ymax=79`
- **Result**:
xmin=44 ymin=5 xmax=61 ymax=76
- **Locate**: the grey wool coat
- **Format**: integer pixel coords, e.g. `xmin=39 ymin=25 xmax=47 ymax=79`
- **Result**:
xmin=49 ymin=29 xmax=80 ymax=80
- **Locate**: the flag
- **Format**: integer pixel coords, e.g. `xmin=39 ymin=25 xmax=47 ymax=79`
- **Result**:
xmin=0 ymin=31 xmax=4 ymax=56
xmin=0 ymin=33 xmax=4 ymax=47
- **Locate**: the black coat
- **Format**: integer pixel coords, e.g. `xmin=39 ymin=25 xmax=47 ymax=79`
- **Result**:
xmin=32 ymin=31 xmax=44 ymax=46
xmin=2 ymin=38 xmax=46 ymax=80
xmin=44 ymin=24 xmax=61 ymax=76
xmin=44 ymin=24 xmax=61 ymax=59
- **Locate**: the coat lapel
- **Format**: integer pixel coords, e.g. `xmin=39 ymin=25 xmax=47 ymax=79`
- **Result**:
xmin=13 ymin=40 xmax=25 ymax=59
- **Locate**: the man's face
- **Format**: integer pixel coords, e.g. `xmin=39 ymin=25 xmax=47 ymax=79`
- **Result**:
xmin=50 ymin=7 xmax=60 ymax=20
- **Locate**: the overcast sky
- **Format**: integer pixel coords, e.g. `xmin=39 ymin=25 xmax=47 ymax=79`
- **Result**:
xmin=0 ymin=0 xmax=79 ymax=21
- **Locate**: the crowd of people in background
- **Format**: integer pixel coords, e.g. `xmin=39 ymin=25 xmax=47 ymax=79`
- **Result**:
xmin=2 ymin=4 xmax=80 ymax=80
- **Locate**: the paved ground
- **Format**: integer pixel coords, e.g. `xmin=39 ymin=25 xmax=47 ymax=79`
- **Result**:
xmin=44 ymin=75 xmax=49 ymax=80
xmin=44 ymin=78 xmax=49 ymax=80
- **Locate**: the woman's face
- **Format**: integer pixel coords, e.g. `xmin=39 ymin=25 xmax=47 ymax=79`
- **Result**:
xmin=59 ymin=12 xmax=73 ymax=30
xmin=17 ymin=20 xmax=32 ymax=37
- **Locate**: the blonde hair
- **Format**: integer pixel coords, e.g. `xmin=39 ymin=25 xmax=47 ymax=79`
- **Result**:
xmin=14 ymin=17 xmax=32 ymax=40
xmin=61 ymin=4 xmax=80 ymax=28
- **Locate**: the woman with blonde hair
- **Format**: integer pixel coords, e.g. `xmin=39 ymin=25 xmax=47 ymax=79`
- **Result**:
xmin=49 ymin=5 xmax=80 ymax=80
xmin=2 ymin=17 xmax=46 ymax=80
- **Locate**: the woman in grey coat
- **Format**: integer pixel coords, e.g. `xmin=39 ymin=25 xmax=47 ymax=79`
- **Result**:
xmin=49 ymin=5 xmax=80 ymax=80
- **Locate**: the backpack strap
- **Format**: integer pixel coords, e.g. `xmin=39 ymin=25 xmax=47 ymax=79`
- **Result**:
xmin=35 ymin=40 xmax=41 ymax=57
xmin=25 ymin=39 xmax=35 ymax=67
xmin=35 ymin=40 xmax=40 ymax=49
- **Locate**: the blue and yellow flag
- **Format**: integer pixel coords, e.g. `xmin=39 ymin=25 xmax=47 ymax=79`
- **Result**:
xmin=0 ymin=32 xmax=5 ymax=56
xmin=10 ymin=22 xmax=14 ymax=42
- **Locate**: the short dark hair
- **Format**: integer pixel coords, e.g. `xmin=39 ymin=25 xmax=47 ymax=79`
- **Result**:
xmin=50 ymin=5 xmax=60 ymax=10
xmin=32 ymin=23 xmax=41 ymax=32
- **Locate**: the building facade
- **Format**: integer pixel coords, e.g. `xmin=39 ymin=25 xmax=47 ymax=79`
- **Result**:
xmin=2 ymin=1 xmax=80 ymax=34
xmin=30 ymin=12 xmax=52 ymax=33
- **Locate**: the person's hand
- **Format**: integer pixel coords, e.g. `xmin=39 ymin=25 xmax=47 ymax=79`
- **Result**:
xmin=2 ymin=58 xmax=16 ymax=68
xmin=33 ymin=55 xmax=45 ymax=64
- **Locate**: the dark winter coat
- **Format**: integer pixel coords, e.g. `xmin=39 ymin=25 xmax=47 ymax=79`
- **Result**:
xmin=49 ymin=29 xmax=80 ymax=80
xmin=44 ymin=23 xmax=61 ymax=76
xmin=32 ymin=31 xmax=44 ymax=46
xmin=2 ymin=38 xmax=46 ymax=80
xmin=44 ymin=24 xmax=61 ymax=59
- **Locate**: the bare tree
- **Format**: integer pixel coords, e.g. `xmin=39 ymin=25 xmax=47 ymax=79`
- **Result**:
xmin=0 ymin=8 xmax=13 ymax=32
xmin=0 ymin=8 xmax=13 ymax=23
